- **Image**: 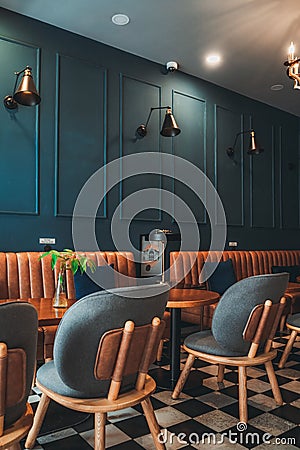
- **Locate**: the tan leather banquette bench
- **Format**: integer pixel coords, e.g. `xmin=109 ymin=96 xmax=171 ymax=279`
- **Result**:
xmin=0 ymin=251 xmax=136 ymax=361
xmin=170 ymin=250 xmax=300 ymax=328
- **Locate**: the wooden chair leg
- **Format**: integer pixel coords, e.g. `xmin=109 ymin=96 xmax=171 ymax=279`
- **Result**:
xmin=94 ymin=412 xmax=106 ymax=450
xmin=32 ymin=361 xmax=37 ymax=388
xmin=24 ymin=393 xmax=51 ymax=449
xmin=238 ymin=366 xmax=248 ymax=424
xmin=279 ymin=314 xmax=287 ymax=332
xmin=265 ymin=361 xmax=283 ymax=405
xmin=278 ymin=330 xmax=298 ymax=369
xmin=141 ymin=397 xmax=166 ymax=450
xmin=217 ymin=364 xmax=225 ymax=383
xmin=156 ymin=340 xmax=164 ymax=362
xmin=172 ymin=354 xmax=195 ymax=399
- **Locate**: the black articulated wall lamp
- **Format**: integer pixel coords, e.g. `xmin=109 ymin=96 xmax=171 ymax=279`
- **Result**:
xmin=226 ymin=129 xmax=264 ymax=161
xmin=135 ymin=106 xmax=181 ymax=139
xmin=4 ymin=65 xmax=41 ymax=110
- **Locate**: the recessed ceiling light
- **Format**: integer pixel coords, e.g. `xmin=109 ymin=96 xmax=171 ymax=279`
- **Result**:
xmin=206 ymin=54 xmax=221 ymax=65
xmin=111 ymin=14 xmax=130 ymax=26
xmin=270 ymin=84 xmax=284 ymax=91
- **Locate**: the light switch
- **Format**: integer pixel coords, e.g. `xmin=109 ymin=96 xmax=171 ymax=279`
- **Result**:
xmin=39 ymin=238 xmax=56 ymax=244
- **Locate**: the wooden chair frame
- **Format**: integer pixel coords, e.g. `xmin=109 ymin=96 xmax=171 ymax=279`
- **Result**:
xmin=0 ymin=343 xmax=34 ymax=450
xmin=172 ymin=297 xmax=286 ymax=423
xmin=25 ymin=317 xmax=166 ymax=450
xmin=278 ymin=319 xmax=300 ymax=368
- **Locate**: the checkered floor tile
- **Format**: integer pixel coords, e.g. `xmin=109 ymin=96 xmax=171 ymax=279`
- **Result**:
xmin=23 ymin=334 xmax=300 ymax=449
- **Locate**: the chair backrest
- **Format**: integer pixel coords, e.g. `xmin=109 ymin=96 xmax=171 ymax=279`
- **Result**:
xmin=95 ymin=317 xmax=165 ymax=400
xmin=53 ymin=283 xmax=169 ymax=397
xmin=0 ymin=302 xmax=38 ymax=430
xmin=243 ymin=297 xmax=286 ymax=358
xmin=211 ymin=273 xmax=289 ymax=354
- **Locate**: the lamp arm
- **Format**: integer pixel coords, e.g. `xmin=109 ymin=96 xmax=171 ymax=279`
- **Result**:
xmin=144 ymin=108 xmax=154 ymax=128
xmin=12 ymin=72 xmax=21 ymax=97
xmin=3 ymin=69 xmax=25 ymax=110
xmin=144 ymin=105 xmax=171 ymax=127
xmin=231 ymin=129 xmax=254 ymax=150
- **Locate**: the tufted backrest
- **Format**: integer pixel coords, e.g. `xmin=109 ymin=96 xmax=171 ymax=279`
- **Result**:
xmin=0 ymin=251 xmax=136 ymax=300
xmin=212 ymin=273 xmax=288 ymax=354
xmin=52 ymin=284 xmax=169 ymax=398
xmin=249 ymin=250 xmax=300 ymax=275
xmin=170 ymin=250 xmax=300 ymax=287
xmin=0 ymin=302 xmax=38 ymax=427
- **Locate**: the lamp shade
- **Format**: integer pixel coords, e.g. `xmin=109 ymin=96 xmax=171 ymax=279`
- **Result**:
xmin=160 ymin=108 xmax=181 ymax=137
xmin=13 ymin=67 xmax=41 ymax=107
xmin=247 ymin=131 xmax=263 ymax=155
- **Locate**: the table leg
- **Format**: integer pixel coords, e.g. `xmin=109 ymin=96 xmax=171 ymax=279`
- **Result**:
xmin=170 ymin=308 xmax=181 ymax=389
xmin=199 ymin=305 xmax=204 ymax=330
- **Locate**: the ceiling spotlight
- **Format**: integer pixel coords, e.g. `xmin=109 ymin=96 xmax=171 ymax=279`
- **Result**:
xmin=270 ymin=84 xmax=284 ymax=91
xmin=206 ymin=54 xmax=221 ymax=65
xmin=111 ymin=14 xmax=130 ymax=26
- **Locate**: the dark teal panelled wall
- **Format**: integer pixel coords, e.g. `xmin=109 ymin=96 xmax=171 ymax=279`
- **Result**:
xmin=0 ymin=7 xmax=299 ymax=252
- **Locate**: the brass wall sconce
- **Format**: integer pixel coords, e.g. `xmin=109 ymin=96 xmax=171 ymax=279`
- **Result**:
xmin=135 ymin=106 xmax=181 ymax=139
xmin=284 ymin=42 xmax=300 ymax=90
xmin=4 ymin=65 xmax=41 ymax=110
xmin=226 ymin=130 xmax=264 ymax=160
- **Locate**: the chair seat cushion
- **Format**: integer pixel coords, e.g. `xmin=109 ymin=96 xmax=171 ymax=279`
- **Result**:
xmin=286 ymin=313 xmax=300 ymax=328
xmin=184 ymin=330 xmax=246 ymax=357
xmin=36 ymin=361 xmax=110 ymax=398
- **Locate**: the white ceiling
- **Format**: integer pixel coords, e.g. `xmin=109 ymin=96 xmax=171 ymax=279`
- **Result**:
xmin=0 ymin=0 xmax=300 ymax=116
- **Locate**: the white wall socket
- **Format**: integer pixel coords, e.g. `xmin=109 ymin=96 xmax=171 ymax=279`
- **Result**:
xmin=228 ymin=241 xmax=238 ymax=247
xmin=39 ymin=238 xmax=56 ymax=244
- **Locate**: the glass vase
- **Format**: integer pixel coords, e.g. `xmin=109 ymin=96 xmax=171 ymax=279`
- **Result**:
xmin=53 ymin=267 xmax=68 ymax=308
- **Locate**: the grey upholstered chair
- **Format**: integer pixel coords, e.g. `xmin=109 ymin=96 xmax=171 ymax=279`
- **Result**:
xmin=0 ymin=302 xmax=38 ymax=450
xmin=25 ymin=284 xmax=169 ymax=450
xmin=172 ymin=273 xmax=289 ymax=423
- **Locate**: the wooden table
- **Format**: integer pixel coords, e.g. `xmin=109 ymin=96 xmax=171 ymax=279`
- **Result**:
xmin=286 ymin=282 xmax=300 ymax=293
xmin=156 ymin=288 xmax=220 ymax=390
xmin=0 ymin=298 xmax=76 ymax=325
